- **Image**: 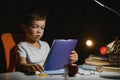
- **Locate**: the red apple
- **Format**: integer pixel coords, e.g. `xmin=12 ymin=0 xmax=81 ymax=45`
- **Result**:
xmin=100 ymin=46 xmax=108 ymax=55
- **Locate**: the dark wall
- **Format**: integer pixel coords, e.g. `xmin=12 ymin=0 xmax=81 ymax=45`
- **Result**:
xmin=0 ymin=0 xmax=119 ymax=42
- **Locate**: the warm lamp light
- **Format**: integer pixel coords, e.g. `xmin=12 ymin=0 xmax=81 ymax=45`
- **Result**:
xmin=86 ymin=40 xmax=93 ymax=47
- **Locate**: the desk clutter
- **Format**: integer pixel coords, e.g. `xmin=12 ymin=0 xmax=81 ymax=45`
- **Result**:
xmin=34 ymin=64 xmax=120 ymax=79
xmin=0 ymin=64 xmax=120 ymax=80
xmin=85 ymin=54 xmax=120 ymax=72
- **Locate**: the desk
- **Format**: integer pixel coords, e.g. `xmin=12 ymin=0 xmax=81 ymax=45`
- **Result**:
xmin=0 ymin=71 xmax=120 ymax=80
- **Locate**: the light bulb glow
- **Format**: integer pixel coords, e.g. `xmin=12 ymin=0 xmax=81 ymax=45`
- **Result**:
xmin=86 ymin=40 xmax=93 ymax=47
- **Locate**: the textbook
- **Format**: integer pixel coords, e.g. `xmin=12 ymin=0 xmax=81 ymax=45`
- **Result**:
xmin=44 ymin=39 xmax=78 ymax=70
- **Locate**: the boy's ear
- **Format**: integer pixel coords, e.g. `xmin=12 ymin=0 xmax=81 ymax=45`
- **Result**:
xmin=21 ymin=24 xmax=28 ymax=32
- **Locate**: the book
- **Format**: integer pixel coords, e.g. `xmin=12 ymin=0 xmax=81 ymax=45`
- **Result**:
xmin=102 ymin=65 xmax=120 ymax=72
xmin=35 ymin=69 xmax=65 ymax=75
xmin=44 ymin=39 xmax=78 ymax=70
xmin=85 ymin=55 xmax=111 ymax=66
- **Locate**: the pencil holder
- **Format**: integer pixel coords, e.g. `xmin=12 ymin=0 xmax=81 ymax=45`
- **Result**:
xmin=65 ymin=63 xmax=78 ymax=77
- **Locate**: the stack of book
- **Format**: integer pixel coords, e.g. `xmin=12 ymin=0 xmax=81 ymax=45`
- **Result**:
xmin=85 ymin=55 xmax=110 ymax=66
xmin=85 ymin=55 xmax=120 ymax=72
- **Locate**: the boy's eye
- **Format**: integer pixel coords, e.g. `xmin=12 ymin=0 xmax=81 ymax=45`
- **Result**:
xmin=30 ymin=25 xmax=45 ymax=29
xmin=41 ymin=26 xmax=45 ymax=29
xmin=31 ymin=25 xmax=38 ymax=28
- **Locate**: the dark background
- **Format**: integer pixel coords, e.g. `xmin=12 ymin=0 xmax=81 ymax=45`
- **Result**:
xmin=0 ymin=0 xmax=120 ymax=69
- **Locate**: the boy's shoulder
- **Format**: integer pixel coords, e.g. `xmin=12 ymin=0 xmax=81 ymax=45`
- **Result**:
xmin=17 ymin=41 xmax=28 ymax=46
xmin=17 ymin=40 xmax=49 ymax=46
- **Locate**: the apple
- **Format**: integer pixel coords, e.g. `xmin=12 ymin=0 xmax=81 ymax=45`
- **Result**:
xmin=100 ymin=46 xmax=108 ymax=55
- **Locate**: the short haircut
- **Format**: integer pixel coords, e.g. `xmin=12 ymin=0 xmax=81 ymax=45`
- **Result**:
xmin=21 ymin=6 xmax=47 ymax=26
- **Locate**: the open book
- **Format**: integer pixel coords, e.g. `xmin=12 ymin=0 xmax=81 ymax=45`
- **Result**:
xmin=44 ymin=39 xmax=78 ymax=70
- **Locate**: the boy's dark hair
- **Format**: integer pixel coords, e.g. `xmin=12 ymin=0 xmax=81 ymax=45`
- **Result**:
xmin=21 ymin=6 xmax=47 ymax=26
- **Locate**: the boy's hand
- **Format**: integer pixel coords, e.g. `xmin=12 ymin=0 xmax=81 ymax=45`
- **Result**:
xmin=33 ymin=64 xmax=44 ymax=73
xmin=27 ymin=64 xmax=44 ymax=74
xmin=69 ymin=50 xmax=78 ymax=63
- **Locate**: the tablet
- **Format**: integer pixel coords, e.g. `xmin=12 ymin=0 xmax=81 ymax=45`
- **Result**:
xmin=44 ymin=39 xmax=78 ymax=70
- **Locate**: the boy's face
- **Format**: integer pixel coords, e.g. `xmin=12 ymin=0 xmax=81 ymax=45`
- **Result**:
xmin=23 ymin=19 xmax=46 ymax=42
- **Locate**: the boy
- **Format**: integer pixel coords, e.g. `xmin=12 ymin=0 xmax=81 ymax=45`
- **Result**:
xmin=16 ymin=7 xmax=78 ymax=74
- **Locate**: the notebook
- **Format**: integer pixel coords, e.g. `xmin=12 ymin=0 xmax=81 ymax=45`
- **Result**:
xmin=44 ymin=39 xmax=78 ymax=70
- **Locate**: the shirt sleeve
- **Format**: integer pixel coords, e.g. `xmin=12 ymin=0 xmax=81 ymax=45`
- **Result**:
xmin=16 ymin=43 xmax=27 ymax=58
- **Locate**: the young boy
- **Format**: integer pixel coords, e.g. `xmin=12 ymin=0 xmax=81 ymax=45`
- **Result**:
xmin=16 ymin=7 xmax=78 ymax=74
